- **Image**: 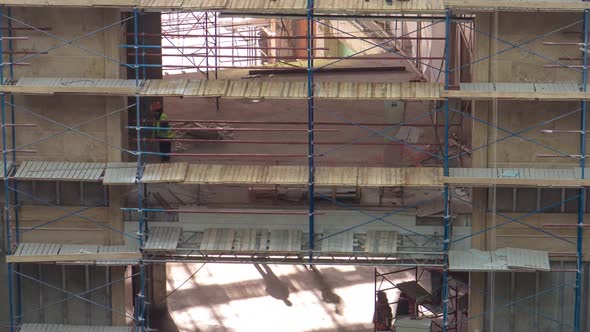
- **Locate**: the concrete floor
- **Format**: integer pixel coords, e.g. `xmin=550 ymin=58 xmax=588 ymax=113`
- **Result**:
xmin=165 ymin=263 xmax=380 ymax=332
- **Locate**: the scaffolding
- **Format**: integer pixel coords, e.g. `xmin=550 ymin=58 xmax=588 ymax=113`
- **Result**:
xmin=0 ymin=1 xmax=588 ymax=332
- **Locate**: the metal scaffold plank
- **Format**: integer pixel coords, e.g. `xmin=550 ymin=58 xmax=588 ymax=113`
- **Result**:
xmin=103 ymin=162 xmax=137 ymax=185
xmin=3 ymin=0 xmax=587 ymax=12
xmin=19 ymin=324 xmax=132 ymax=332
xmin=6 ymin=243 xmax=140 ymax=263
xmin=13 ymin=161 xmax=106 ymax=182
xmin=446 ymin=0 xmax=590 ymax=11
xmin=145 ymin=226 xmax=182 ymax=251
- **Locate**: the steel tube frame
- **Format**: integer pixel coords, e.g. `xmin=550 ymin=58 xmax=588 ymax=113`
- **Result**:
xmin=444 ymin=12 xmax=590 ymax=330
xmin=133 ymin=8 xmax=147 ymax=332
xmin=6 ymin=8 xmax=22 ymax=326
xmin=307 ymin=0 xmax=316 ymax=262
xmin=442 ymin=9 xmax=452 ymax=332
xmin=4 ymin=4 xmax=587 ymax=332
xmin=574 ymin=9 xmax=589 ymax=332
xmin=0 ymin=9 xmax=16 ymax=332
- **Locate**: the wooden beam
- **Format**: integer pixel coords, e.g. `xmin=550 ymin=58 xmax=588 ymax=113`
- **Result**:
xmin=0 ymin=0 xmax=445 ymax=14
xmin=446 ymin=0 xmax=590 ymax=11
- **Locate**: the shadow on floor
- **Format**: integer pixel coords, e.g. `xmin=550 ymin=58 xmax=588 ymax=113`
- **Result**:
xmin=310 ymin=266 xmax=343 ymax=315
xmin=254 ymin=264 xmax=292 ymax=306
xmin=151 ymin=306 xmax=181 ymax=332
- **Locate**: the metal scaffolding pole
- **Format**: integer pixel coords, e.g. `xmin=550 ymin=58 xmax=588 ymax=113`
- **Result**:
xmin=0 ymin=10 xmax=16 ymax=332
xmin=133 ymin=8 xmax=147 ymax=332
xmin=442 ymin=9 xmax=452 ymax=332
xmin=306 ymin=0 xmax=315 ymax=262
xmin=6 ymin=7 xmax=22 ymax=327
xmin=574 ymin=9 xmax=589 ymax=332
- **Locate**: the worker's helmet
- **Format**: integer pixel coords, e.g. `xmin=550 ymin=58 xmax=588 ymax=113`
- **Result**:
xmin=150 ymin=101 xmax=162 ymax=112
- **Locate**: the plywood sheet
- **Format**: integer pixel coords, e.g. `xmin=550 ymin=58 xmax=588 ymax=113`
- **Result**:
xmin=266 ymin=165 xmax=307 ymax=185
xmin=185 ymin=164 xmax=270 ymax=184
xmin=142 ymin=162 xmax=188 ymax=183
xmin=184 ymin=164 xmax=444 ymax=187
xmin=315 ymin=167 xmax=358 ymax=186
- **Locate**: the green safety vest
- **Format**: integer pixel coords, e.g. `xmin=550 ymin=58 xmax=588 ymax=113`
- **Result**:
xmin=155 ymin=113 xmax=174 ymax=139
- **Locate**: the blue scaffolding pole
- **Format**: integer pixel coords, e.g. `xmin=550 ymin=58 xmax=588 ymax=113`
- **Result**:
xmin=133 ymin=8 xmax=147 ymax=332
xmin=442 ymin=9 xmax=452 ymax=332
xmin=0 ymin=11 xmax=16 ymax=332
xmin=6 ymin=7 xmax=22 ymax=326
xmin=306 ymin=0 xmax=315 ymax=260
xmin=574 ymin=9 xmax=589 ymax=332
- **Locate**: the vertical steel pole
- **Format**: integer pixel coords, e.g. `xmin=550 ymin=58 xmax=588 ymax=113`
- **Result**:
xmin=204 ymin=12 xmax=210 ymax=80
xmin=0 ymin=9 xmax=15 ymax=332
xmin=575 ymin=9 xmax=588 ymax=332
xmin=214 ymin=12 xmax=220 ymax=112
xmin=133 ymin=8 xmax=146 ymax=332
xmin=306 ymin=0 xmax=315 ymax=260
xmin=442 ymin=9 xmax=452 ymax=332
xmin=6 ymin=8 xmax=21 ymax=326
xmin=374 ymin=269 xmax=377 ymax=332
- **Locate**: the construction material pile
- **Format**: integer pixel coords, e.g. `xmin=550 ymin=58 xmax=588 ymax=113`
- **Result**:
xmin=172 ymin=121 xmax=234 ymax=152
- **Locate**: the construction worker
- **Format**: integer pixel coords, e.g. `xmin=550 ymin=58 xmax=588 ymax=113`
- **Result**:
xmin=373 ymin=291 xmax=393 ymax=331
xmin=150 ymin=101 xmax=174 ymax=162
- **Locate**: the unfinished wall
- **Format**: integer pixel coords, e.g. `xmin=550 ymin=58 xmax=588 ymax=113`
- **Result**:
xmin=0 ymin=7 xmax=128 ymax=329
xmin=487 ymin=262 xmax=588 ymax=331
xmin=473 ymin=12 xmax=584 ymax=168
xmin=1 ymin=7 xmax=126 ymax=245
xmin=470 ymin=11 xmax=588 ymax=332
xmin=3 ymin=7 xmax=125 ymax=162
xmin=18 ymin=264 xmax=116 ymax=326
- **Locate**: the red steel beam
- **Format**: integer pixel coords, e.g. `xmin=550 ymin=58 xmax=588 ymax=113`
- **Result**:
xmin=138 ymin=138 xmax=437 ymax=146
xmin=137 ymin=127 xmax=339 ymax=132
xmin=152 ymin=209 xmax=324 ymax=215
xmin=144 ymin=45 xmax=328 ymax=51
xmin=126 ymin=32 xmax=446 ymax=40
xmin=157 ymin=65 xmax=410 ymax=70
xmin=165 ymin=153 xmax=309 ymax=157
xmin=131 ymin=53 xmax=445 ymax=60
xmin=133 ymin=120 xmax=460 ymax=127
